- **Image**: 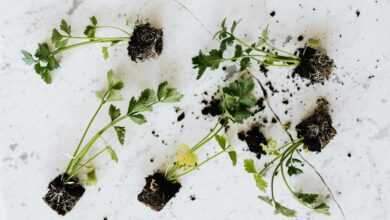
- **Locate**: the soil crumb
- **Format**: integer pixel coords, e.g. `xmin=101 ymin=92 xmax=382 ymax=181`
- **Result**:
xmin=293 ymin=46 xmax=334 ymax=84
xmin=127 ymin=23 xmax=163 ymax=62
xmin=138 ymin=172 xmax=181 ymax=211
xmin=296 ymin=98 xmax=337 ymax=152
xmin=238 ymin=125 xmax=267 ymax=158
xmin=177 ymin=112 xmax=185 ymax=122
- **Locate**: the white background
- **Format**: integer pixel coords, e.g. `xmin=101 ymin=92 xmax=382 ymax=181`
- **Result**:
xmin=1 ymin=0 xmax=390 ymax=219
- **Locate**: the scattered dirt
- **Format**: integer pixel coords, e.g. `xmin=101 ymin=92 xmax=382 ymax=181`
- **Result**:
xmin=190 ymin=195 xmax=196 ymax=201
xmin=138 ymin=172 xmax=181 ymax=211
xmin=293 ymin=46 xmax=334 ymax=84
xmin=297 ymin=35 xmax=304 ymax=42
xmin=127 ymin=23 xmax=163 ymax=62
xmin=296 ymin=98 xmax=337 ymax=152
xmin=201 ymin=99 xmax=223 ymax=117
xmin=270 ymin=11 xmax=276 ymax=17
xmin=238 ymin=125 xmax=267 ymax=159
xmin=177 ymin=112 xmax=185 ymax=122
xmin=43 ymin=173 xmax=85 ymax=215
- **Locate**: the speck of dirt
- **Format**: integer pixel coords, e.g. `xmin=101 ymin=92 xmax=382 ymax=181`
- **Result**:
xmin=238 ymin=125 xmax=267 ymax=159
xmin=297 ymin=35 xmax=304 ymax=41
xmin=177 ymin=112 xmax=185 ymax=122
xmin=104 ymin=217 xmax=108 ymax=220
xmin=265 ymin=81 xmax=279 ymax=95
xmin=282 ymin=99 xmax=289 ymax=105
xmin=151 ymin=130 xmax=159 ymax=138
xmin=356 ymin=10 xmax=360 ymax=17
xmin=368 ymin=75 xmax=375 ymax=79
xmin=259 ymin=64 xmax=269 ymax=76
xmin=19 ymin=152 xmax=28 ymax=161
xmin=9 ymin=143 xmax=17 ymax=151
xmin=271 ymin=117 xmax=277 ymax=123
xmin=270 ymin=11 xmax=276 ymax=17
xmin=190 ymin=195 xmax=196 ymax=201
xmin=201 ymin=99 xmax=222 ymax=117
xmin=150 ymin=158 xmax=154 ymax=163
xmin=347 ymin=153 xmax=352 ymax=158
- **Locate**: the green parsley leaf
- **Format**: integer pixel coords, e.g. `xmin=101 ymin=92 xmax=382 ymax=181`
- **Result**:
xmin=60 ymin=19 xmax=71 ymax=36
xmin=258 ymin=195 xmax=273 ymax=206
xmin=215 ymin=135 xmax=227 ymax=150
xmin=130 ymin=114 xmax=147 ymax=124
xmin=51 ymin=29 xmax=63 ymax=44
xmin=114 ymin=126 xmax=126 ymax=145
xmin=192 ymin=49 xmax=223 ymax=79
xmin=295 ymin=192 xmax=318 ymax=205
xmin=314 ymin=202 xmax=330 ymax=215
xmin=274 ymin=202 xmax=296 ymax=217
xmin=244 ymin=159 xmax=256 ymax=173
xmin=228 ymin=151 xmax=237 ymax=166
xmin=21 ymin=50 xmax=34 ymax=65
xmin=287 ymin=166 xmax=303 ymax=176
xmin=90 ymin=16 xmax=98 ymax=26
xmin=102 ymin=46 xmax=109 ymax=60
xmin=254 ymin=173 xmax=267 ymax=191
xmin=85 ymin=165 xmax=97 ymax=185
xmin=157 ymin=81 xmax=183 ymax=103
xmin=109 ymin=105 xmax=121 ymax=121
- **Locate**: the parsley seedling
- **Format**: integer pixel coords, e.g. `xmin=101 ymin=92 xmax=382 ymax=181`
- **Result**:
xmin=192 ymin=19 xmax=300 ymax=80
xmin=43 ymin=70 xmax=182 ymax=215
xmin=22 ymin=17 xmax=163 ymax=84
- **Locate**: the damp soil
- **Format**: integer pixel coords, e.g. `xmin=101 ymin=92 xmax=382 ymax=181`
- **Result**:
xmin=127 ymin=23 xmax=163 ymax=62
xmin=295 ymin=98 xmax=337 ymax=152
xmin=138 ymin=172 xmax=181 ymax=211
xmin=43 ymin=173 xmax=85 ymax=216
xmin=293 ymin=46 xmax=334 ymax=84
xmin=238 ymin=125 xmax=267 ymax=159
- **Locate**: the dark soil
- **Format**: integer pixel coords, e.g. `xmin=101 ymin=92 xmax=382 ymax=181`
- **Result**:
xmin=43 ymin=173 xmax=85 ymax=215
xmin=293 ymin=46 xmax=334 ymax=84
xmin=127 ymin=23 xmax=163 ymax=62
xmin=138 ymin=172 xmax=181 ymax=211
xmin=201 ymin=99 xmax=223 ymax=117
xmin=238 ymin=125 xmax=267 ymax=159
xmin=296 ymin=98 xmax=337 ymax=152
xmin=177 ymin=112 xmax=185 ymax=122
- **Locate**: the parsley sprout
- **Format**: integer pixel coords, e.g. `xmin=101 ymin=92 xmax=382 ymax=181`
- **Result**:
xmin=192 ymin=19 xmax=300 ymax=79
xmin=164 ymin=75 xmax=260 ymax=182
xmin=22 ymin=17 xmax=163 ymax=84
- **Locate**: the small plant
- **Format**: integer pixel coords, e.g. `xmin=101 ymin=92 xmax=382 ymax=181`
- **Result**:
xmin=243 ymin=98 xmax=337 ymax=217
xmin=138 ymin=75 xmax=262 ymax=211
xmin=43 ymin=70 xmax=182 ymax=215
xmin=21 ymin=17 xmax=163 ymax=84
xmin=192 ymin=19 xmax=334 ymax=84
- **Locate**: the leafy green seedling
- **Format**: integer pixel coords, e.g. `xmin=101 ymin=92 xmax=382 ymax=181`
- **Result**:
xmin=43 ymin=70 xmax=182 ymax=215
xmin=137 ymin=74 xmax=260 ymax=211
xmin=22 ymin=17 xmax=163 ymax=84
xmin=192 ymin=19 xmax=334 ymax=84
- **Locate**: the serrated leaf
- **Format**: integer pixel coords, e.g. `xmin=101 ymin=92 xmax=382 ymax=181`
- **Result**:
xmin=106 ymin=146 xmax=118 ymax=162
xmin=244 ymin=159 xmax=256 ymax=173
xmin=130 ymin=114 xmax=146 ymax=124
xmin=114 ymin=126 xmax=125 ymax=145
xmin=314 ymin=202 xmax=330 ymax=215
xmin=84 ymin=25 xmax=96 ymax=38
xmin=90 ymin=16 xmax=98 ymax=26
xmin=102 ymin=46 xmax=109 ymax=60
xmin=215 ymin=135 xmax=226 ymax=150
xmin=192 ymin=49 xmax=223 ymax=79
xmin=21 ymin=50 xmax=34 ymax=65
xmin=258 ymin=195 xmax=273 ymax=206
xmin=240 ymin=57 xmax=251 ymax=71
xmin=228 ymin=151 xmax=237 ymax=166
xmin=109 ymin=105 xmax=121 ymax=121
xmin=157 ymin=82 xmax=183 ymax=103
xmin=254 ymin=173 xmax=267 ymax=191
xmin=55 ymin=39 xmax=68 ymax=48
xmin=51 ymin=29 xmax=63 ymax=44
xmin=60 ymin=19 xmax=71 ymax=35
xmin=296 ymin=192 xmax=318 ymax=205
xmin=287 ymin=166 xmax=303 ymax=176
xmin=274 ymin=202 xmax=296 ymax=217
xmin=138 ymin=89 xmax=157 ymax=106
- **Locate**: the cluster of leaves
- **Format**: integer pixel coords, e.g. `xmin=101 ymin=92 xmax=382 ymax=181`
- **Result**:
xmin=192 ymin=19 xmax=299 ymax=79
xmin=22 ymin=16 xmax=129 ymax=84
xmin=243 ymin=140 xmax=330 ymax=217
xmin=220 ymin=75 xmax=258 ymax=123
xmin=66 ymin=70 xmax=183 ymax=182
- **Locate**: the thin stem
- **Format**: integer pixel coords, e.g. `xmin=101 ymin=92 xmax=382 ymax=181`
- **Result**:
xmin=65 ymin=91 xmax=108 ymax=174
xmin=191 ymin=121 xmax=223 ymax=152
xmin=69 ymin=147 xmax=110 ymax=178
xmin=53 ymin=37 xmax=128 ymax=54
xmin=96 ymin=25 xmax=132 ymax=36
xmin=174 ymin=146 xmax=231 ymax=179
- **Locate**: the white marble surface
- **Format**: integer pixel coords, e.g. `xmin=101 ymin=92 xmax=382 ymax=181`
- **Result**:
xmin=1 ymin=0 xmax=390 ymax=219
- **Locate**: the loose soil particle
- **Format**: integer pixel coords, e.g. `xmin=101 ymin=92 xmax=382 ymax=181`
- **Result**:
xmin=238 ymin=125 xmax=267 ymax=159
xmin=127 ymin=23 xmax=163 ymax=62
xmin=201 ymin=99 xmax=223 ymax=116
xmin=177 ymin=112 xmax=185 ymax=122
xmin=43 ymin=173 xmax=85 ymax=216
xmin=293 ymin=46 xmax=334 ymax=84
xmin=138 ymin=172 xmax=181 ymax=211
xmin=296 ymin=98 xmax=337 ymax=152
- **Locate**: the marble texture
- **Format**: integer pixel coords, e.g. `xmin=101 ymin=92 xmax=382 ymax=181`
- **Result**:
xmin=1 ymin=0 xmax=390 ymax=219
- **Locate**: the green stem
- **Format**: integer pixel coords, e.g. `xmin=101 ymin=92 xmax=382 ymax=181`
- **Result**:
xmin=174 ymin=146 xmax=231 ymax=179
xmin=96 ymin=25 xmax=132 ymax=35
xmin=65 ymin=91 xmax=108 ymax=174
xmin=190 ymin=121 xmax=223 ymax=152
xmin=53 ymin=37 xmax=128 ymax=54
xmin=68 ymin=147 xmax=110 ymax=179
